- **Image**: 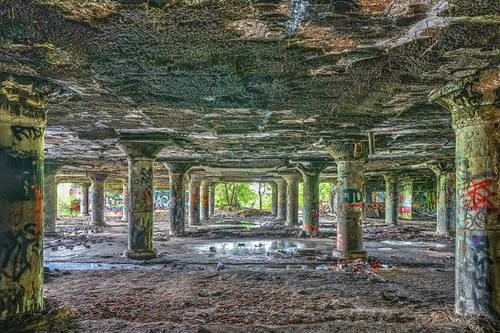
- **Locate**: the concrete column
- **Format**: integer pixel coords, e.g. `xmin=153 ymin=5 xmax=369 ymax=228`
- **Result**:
xmin=383 ymin=173 xmax=399 ymax=226
xmin=43 ymin=164 xmax=63 ymax=236
xmin=209 ymin=183 xmax=216 ymax=216
xmin=429 ymin=74 xmax=500 ymax=317
xmin=270 ymin=182 xmax=277 ymax=216
xmin=121 ymin=179 xmax=129 ymax=221
xmin=117 ymin=142 xmax=165 ymax=260
xmin=430 ymin=164 xmax=454 ymax=236
xmin=329 ymin=181 xmax=337 ymax=213
xmin=88 ymin=173 xmax=108 ymax=226
xmin=297 ymin=163 xmax=328 ymax=236
xmin=200 ymin=179 xmax=211 ymax=220
xmin=0 ymin=77 xmax=48 ymax=319
xmin=327 ymin=142 xmax=368 ymax=258
xmin=275 ymin=178 xmax=287 ymax=220
xmin=188 ymin=173 xmax=204 ymax=226
xmin=80 ymin=183 xmax=90 ymax=216
xmin=165 ymin=163 xmax=190 ymax=235
xmin=282 ymin=174 xmax=302 ymax=226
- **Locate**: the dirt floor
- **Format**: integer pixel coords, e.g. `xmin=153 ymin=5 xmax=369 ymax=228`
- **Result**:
xmin=3 ymin=213 xmax=500 ymax=332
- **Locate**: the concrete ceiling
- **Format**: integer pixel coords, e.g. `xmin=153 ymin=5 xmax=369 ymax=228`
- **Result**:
xmin=2 ymin=0 xmax=499 ymax=179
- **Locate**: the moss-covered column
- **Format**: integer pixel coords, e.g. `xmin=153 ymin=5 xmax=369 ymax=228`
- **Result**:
xmin=430 ymin=164 xmax=454 ymax=236
xmin=188 ymin=173 xmax=203 ymax=226
xmin=200 ymin=179 xmax=211 ymax=220
xmin=80 ymin=182 xmax=90 ymax=216
xmin=329 ymin=181 xmax=337 ymax=214
xmin=117 ymin=142 xmax=165 ymax=260
xmin=282 ymin=174 xmax=302 ymax=226
xmin=43 ymin=164 xmax=63 ymax=236
xmin=0 ymin=77 xmax=49 ymax=320
xmin=165 ymin=163 xmax=190 ymax=235
xmin=88 ymin=173 xmax=108 ymax=226
xmin=429 ymin=71 xmax=500 ymax=318
xmin=270 ymin=182 xmax=278 ymax=217
xmin=383 ymin=173 xmax=399 ymax=226
xmin=275 ymin=178 xmax=287 ymax=220
xmin=297 ymin=163 xmax=328 ymax=236
xmin=209 ymin=183 xmax=216 ymax=216
xmin=327 ymin=142 xmax=368 ymax=259
xmin=120 ymin=179 xmax=129 ymax=221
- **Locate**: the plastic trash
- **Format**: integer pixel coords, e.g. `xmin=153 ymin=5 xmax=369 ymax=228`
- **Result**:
xmin=316 ymin=265 xmax=326 ymax=270
xmin=216 ymin=263 xmax=225 ymax=271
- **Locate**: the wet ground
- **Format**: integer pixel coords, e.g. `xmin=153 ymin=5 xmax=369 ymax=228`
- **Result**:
xmin=6 ymin=213 xmax=499 ymax=332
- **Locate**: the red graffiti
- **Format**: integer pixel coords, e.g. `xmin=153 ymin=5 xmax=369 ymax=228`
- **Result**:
xmin=311 ymin=209 xmax=319 ymax=216
xmin=303 ymin=223 xmax=318 ymax=234
xmin=398 ymin=207 xmax=411 ymax=213
xmin=146 ymin=189 xmax=153 ymax=200
xmin=337 ymin=231 xmax=344 ymax=249
xmin=344 ymin=203 xmax=362 ymax=207
xmin=460 ymin=178 xmax=497 ymax=211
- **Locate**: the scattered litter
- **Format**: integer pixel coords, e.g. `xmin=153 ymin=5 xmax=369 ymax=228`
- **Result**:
xmin=209 ymin=246 xmax=216 ymax=252
xmin=217 ymin=263 xmax=226 ymax=271
xmin=428 ymin=247 xmax=435 ymax=251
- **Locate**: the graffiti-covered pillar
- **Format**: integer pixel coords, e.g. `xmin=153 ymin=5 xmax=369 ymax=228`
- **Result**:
xmin=88 ymin=173 xmax=108 ymax=226
xmin=43 ymin=164 xmax=63 ymax=236
xmin=329 ymin=181 xmax=337 ymax=214
xmin=165 ymin=163 xmax=190 ymax=235
xmin=80 ymin=182 xmax=90 ymax=216
xmin=121 ymin=179 xmax=129 ymax=221
xmin=188 ymin=173 xmax=203 ymax=226
xmin=117 ymin=142 xmax=165 ymax=260
xmin=0 ymin=77 xmax=49 ymax=319
xmin=297 ymin=163 xmax=328 ymax=236
xmin=430 ymin=164 xmax=454 ymax=236
xmin=209 ymin=183 xmax=216 ymax=216
xmin=327 ymin=142 xmax=368 ymax=258
xmin=282 ymin=174 xmax=302 ymax=226
xmin=270 ymin=181 xmax=278 ymax=217
xmin=200 ymin=179 xmax=211 ymax=220
xmin=383 ymin=173 xmax=399 ymax=226
xmin=275 ymin=178 xmax=287 ymax=220
xmin=429 ymin=73 xmax=500 ymax=318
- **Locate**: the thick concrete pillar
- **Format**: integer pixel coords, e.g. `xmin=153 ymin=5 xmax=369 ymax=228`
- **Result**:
xmin=429 ymin=74 xmax=500 ymax=318
xmin=209 ymin=183 xmax=216 ymax=216
xmin=88 ymin=173 xmax=108 ymax=226
xmin=117 ymin=142 xmax=165 ymax=260
xmin=200 ymin=179 xmax=211 ymax=220
xmin=329 ymin=181 xmax=337 ymax=214
xmin=430 ymin=164 xmax=454 ymax=236
xmin=165 ymin=163 xmax=190 ymax=235
xmin=0 ymin=77 xmax=48 ymax=319
xmin=80 ymin=182 xmax=90 ymax=216
xmin=188 ymin=173 xmax=203 ymax=226
xmin=383 ymin=173 xmax=399 ymax=226
xmin=282 ymin=174 xmax=302 ymax=226
xmin=327 ymin=142 xmax=368 ymax=258
xmin=43 ymin=164 xmax=63 ymax=236
xmin=270 ymin=182 xmax=278 ymax=216
xmin=297 ymin=163 xmax=327 ymax=236
xmin=275 ymin=178 xmax=287 ymax=220
xmin=121 ymin=179 xmax=129 ymax=221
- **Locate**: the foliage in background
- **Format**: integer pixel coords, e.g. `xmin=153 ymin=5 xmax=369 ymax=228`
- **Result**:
xmin=57 ymin=191 xmax=79 ymax=216
xmin=214 ymin=182 xmax=331 ymax=210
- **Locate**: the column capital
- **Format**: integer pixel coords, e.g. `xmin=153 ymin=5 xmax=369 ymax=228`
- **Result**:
xmin=429 ymin=162 xmax=455 ymax=177
xmin=44 ymin=163 xmax=64 ymax=175
xmin=201 ymin=178 xmax=213 ymax=186
xmin=296 ymin=162 xmax=328 ymax=177
xmin=117 ymin=142 xmax=165 ymax=160
xmin=281 ymin=173 xmax=302 ymax=183
xmin=326 ymin=142 xmax=368 ymax=161
xmin=189 ymin=172 xmax=205 ymax=183
xmin=164 ymin=163 xmax=191 ymax=174
xmin=428 ymin=69 xmax=500 ymax=127
xmin=381 ymin=172 xmax=400 ymax=182
xmin=88 ymin=173 xmax=108 ymax=182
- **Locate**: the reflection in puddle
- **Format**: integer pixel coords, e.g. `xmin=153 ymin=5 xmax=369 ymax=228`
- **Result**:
xmin=380 ymin=240 xmax=447 ymax=248
xmin=45 ymin=262 xmax=139 ymax=270
xmin=197 ymin=240 xmax=312 ymax=256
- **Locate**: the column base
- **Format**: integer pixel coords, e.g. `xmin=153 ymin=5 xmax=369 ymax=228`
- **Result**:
xmin=124 ymin=249 xmax=158 ymax=260
xmin=91 ymin=222 xmax=107 ymax=226
xmin=79 ymin=213 xmax=90 ymax=217
xmin=332 ymin=250 xmax=367 ymax=260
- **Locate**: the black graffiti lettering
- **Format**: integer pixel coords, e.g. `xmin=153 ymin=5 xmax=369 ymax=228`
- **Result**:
xmin=11 ymin=126 xmax=43 ymax=141
xmin=140 ymin=168 xmax=152 ymax=185
xmin=343 ymin=189 xmax=362 ymax=204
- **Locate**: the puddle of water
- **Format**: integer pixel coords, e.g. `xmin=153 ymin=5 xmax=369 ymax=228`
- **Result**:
xmin=380 ymin=240 xmax=447 ymax=248
xmin=45 ymin=262 xmax=139 ymax=270
xmin=197 ymin=240 xmax=312 ymax=256
xmin=377 ymin=248 xmax=393 ymax=251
